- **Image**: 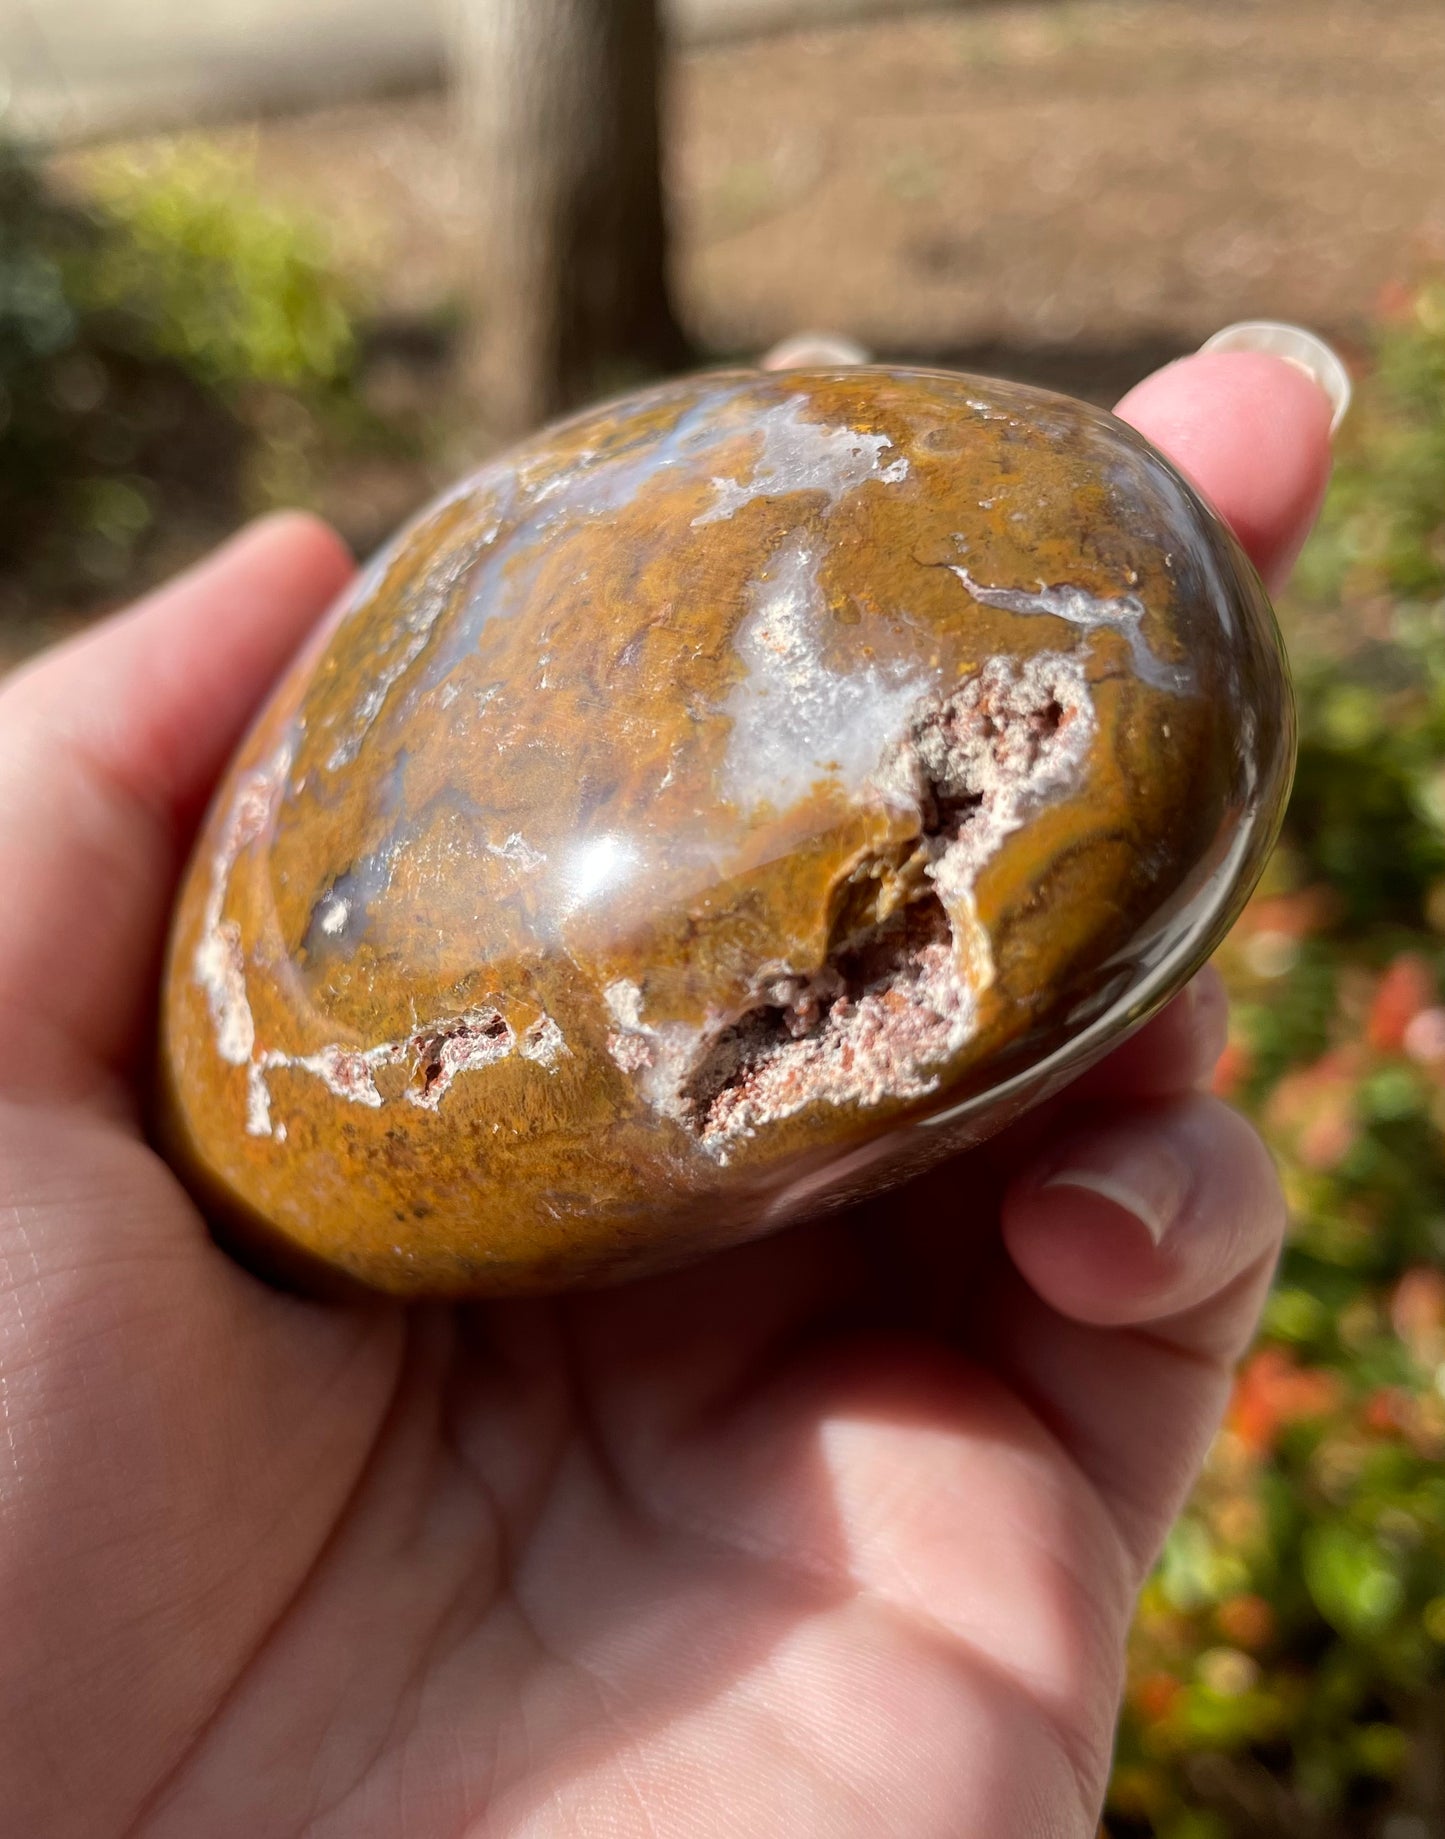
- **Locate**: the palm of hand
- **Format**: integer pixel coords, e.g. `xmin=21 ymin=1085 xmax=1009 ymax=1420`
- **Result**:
xmin=0 ymin=350 xmax=1331 ymax=1838
xmin=4 ymin=1075 xmax=1231 ymax=1839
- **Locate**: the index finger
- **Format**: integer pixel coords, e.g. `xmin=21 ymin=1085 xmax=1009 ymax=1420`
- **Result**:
xmin=1115 ymin=345 xmax=1336 ymax=588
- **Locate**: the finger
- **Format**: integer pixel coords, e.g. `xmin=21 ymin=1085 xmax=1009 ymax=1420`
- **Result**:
xmin=1079 ymin=964 xmax=1229 ymax=1098
xmin=759 ymin=331 xmax=870 ymax=369
xmin=973 ymin=344 xmax=1335 ymax=1155
xmin=0 ymin=515 xmax=354 ymax=1097
xmin=1002 ymin=1094 xmax=1284 ymax=1345
xmin=1114 ymin=346 xmax=1336 ymax=590
xmin=5 ymin=513 xmax=354 ymax=831
xmin=968 ymin=967 xmax=1229 ymax=1202
xmin=979 ymin=1096 xmax=1285 ymax=1571
xmin=1049 ymin=964 xmax=1230 ymax=1113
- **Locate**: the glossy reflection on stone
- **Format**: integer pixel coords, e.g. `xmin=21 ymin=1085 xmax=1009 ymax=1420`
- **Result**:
xmin=158 ymin=367 xmax=1294 ymax=1296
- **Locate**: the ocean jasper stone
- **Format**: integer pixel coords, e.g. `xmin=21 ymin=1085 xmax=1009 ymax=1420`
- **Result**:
xmin=158 ymin=367 xmax=1293 ymax=1296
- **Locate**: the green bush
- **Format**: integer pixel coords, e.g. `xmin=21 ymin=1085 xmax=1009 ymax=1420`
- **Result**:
xmin=81 ymin=145 xmax=357 ymax=398
xmin=0 ymin=138 xmax=367 ymax=617
xmin=1109 ymin=279 xmax=1445 ymax=1838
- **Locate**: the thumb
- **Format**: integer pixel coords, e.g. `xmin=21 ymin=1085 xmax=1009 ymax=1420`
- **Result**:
xmin=1114 ymin=345 xmax=1336 ymax=591
xmin=0 ymin=515 xmax=354 ymax=1100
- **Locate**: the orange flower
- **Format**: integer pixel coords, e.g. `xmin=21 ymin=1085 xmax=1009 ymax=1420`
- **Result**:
xmin=1363 ymin=1386 xmax=1412 ymax=1437
xmin=1391 ymin=1266 xmax=1445 ymax=1365
xmin=1367 ymin=954 xmax=1437 ymax=1052
xmin=1227 ymin=1348 xmax=1345 ymax=1457
xmin=1265 ymin=1048 xmax=1363 ymax=1171
xmin=1212 ymin=1036 xmax=1254 ymax=1100
xmin=1130 ymin=1671 xmax=1184 ymax=1724
xmin=1217 ymin=1593 xmax=1277 ymax=1651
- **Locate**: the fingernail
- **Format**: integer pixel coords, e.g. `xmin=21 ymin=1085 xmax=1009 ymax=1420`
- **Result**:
xmin=1198 ymin=321 xmax=1352 ymax=434
xmin=1038 ymin=1133 xmax=1193 ymax=1246
xmin=760 ymin=332 xmax=871 ymax=371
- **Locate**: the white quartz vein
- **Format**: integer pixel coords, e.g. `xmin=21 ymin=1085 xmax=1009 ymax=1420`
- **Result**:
xmin=693 ymin=395 xmax=908 ymax=526
xmin=193 ymin=741 xmax=293 ymax=1067
xmin=326 ymin=524 xmax=500 ymax=771
xmin=192 ymin=753 xmax=567 ymax=1140
xmin=947 ymin=566 xmax=1189 ymax=693
xmin=722 ymin=536 xmax=927 ymax=812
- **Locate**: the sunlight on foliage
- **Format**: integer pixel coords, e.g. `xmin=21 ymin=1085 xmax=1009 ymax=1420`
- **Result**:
xmin=1109 ymin=275 xmax=1445 ymax=1839
xmin=80 ymin=144 xmax=357 ymax=397
xmin=0 ymin=138 xmax=368 ymax=617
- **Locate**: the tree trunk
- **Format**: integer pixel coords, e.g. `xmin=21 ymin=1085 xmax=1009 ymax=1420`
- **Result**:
xmin=449 ymin=0 xmax=688 ymax=437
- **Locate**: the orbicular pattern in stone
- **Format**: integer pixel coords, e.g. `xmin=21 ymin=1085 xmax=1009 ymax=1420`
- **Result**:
xmin=158 ymin=367 xmax=1294 ymax=1297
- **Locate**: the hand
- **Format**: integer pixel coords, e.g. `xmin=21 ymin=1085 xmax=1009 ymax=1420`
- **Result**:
xmin=0 ymin=350 xmax=1333 ymax=1839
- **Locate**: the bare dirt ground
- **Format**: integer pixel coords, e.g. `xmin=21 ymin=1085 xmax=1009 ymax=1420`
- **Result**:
xmin=231 ymin=0 xmax=1445 ymax=392
xmin=16 ymin=0 xmax=1445 ymax=661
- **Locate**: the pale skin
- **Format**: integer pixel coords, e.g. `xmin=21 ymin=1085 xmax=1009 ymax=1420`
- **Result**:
xmin=0 ymin=351 xmax=1333 ymax=1838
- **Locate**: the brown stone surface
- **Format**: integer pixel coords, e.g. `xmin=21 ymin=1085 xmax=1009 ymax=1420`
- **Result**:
xmin=158 ymin=367 xmax=1293 ymax=1295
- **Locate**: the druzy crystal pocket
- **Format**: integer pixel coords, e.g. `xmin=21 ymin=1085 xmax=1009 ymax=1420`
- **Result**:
xmin=159 ymin=368 xmax=1293 ymax=1295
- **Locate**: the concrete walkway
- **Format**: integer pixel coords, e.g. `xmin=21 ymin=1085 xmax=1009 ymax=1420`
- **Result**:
xmin=2 ymin=0 xmax=447 ymax=141
xmin=1 ymin=0 xmax=974 ymax=143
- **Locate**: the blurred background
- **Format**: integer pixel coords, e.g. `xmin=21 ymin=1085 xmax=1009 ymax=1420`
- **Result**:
xmin=3 ymin=1 xmax=1445 ymax=1833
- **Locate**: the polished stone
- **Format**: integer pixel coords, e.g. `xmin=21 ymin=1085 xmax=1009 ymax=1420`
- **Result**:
xmin=158 ymin=367 xmax=1294 ymax=1295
